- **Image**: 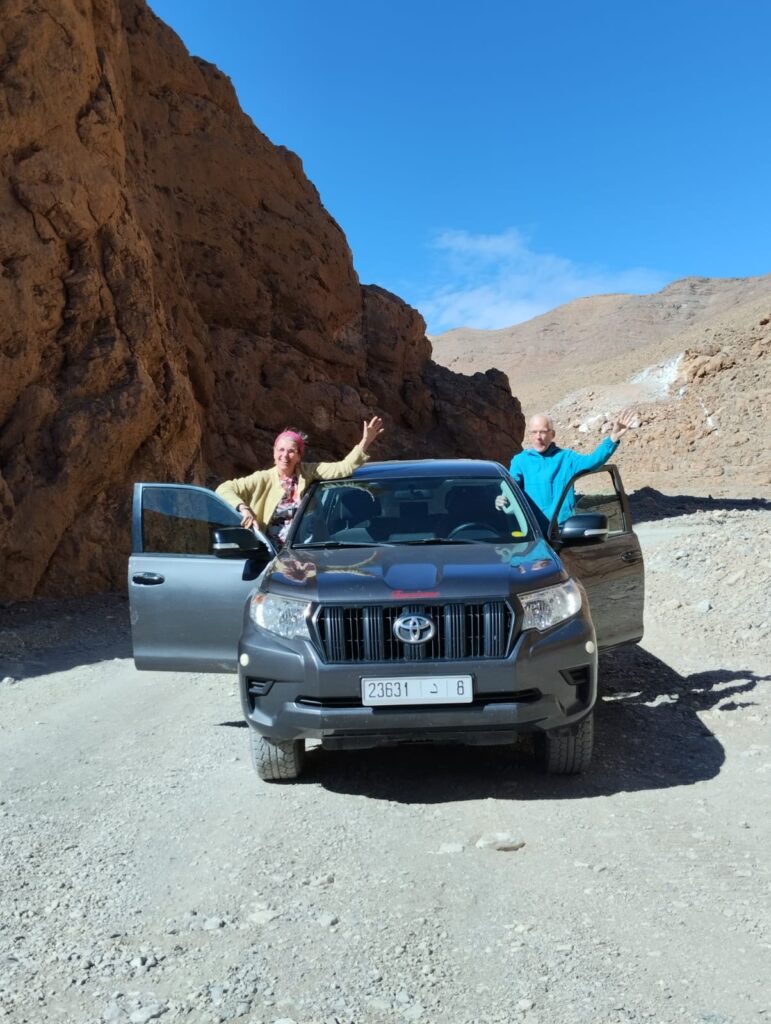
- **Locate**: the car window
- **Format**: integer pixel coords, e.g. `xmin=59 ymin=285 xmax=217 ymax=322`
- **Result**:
xmin=292 ymin=477 xmax=532 ymax=546
xmin=141 ymin=486 xmax=241 ymax=555
xmin=571 ymin=469 xmax=628 ymax=535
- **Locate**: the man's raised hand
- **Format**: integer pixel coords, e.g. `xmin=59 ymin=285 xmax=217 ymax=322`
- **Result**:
xmin=611 ymin=408 xmax=638 ymax=442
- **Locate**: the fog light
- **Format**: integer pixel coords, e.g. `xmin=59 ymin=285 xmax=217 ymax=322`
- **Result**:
xmin=239 ymin=653 xmax=250 ymax=667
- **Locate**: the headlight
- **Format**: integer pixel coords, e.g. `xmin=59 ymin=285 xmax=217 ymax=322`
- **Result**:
xmin=249 ymin=593 xmax=311 ymax=640
xmin=520 ymin=580 xmax=582 ymax=632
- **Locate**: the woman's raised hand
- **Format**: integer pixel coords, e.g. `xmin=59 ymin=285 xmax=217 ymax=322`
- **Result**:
xmin=360 ymin=415 xmax=385 ymax=452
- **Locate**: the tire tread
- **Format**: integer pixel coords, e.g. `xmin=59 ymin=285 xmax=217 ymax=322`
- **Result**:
xmin=250 ymin=732 xmax=305 ymax=781
xmin=539 ymin=712 xmax=594 ymax=775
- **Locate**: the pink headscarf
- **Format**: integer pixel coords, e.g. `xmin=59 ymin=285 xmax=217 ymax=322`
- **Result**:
xmin=274 ymin=429 xmax=305 ymax=456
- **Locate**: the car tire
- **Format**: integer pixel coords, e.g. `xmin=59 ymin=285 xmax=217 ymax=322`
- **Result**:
xmin=250 ymin=730 xmax=305 ymax=781
xmin=537 ymin=711 xmax=593 ymax=775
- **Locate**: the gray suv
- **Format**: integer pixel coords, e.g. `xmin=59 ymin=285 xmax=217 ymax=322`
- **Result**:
xmin=129 ymin=460 xmax=643 ymax=780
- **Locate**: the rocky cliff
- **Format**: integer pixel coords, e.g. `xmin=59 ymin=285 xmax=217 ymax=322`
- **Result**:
xmin=0 ymin=0 xmax=522 ymax=600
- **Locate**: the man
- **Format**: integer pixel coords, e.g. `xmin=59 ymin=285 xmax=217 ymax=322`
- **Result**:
xmin=499 ymin=409 xmax=637 ymax=533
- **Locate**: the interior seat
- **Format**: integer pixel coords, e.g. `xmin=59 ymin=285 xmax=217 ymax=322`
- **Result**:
xmin=440 ymin=485 xmax=504 ymax=535
xmin=329 ymin=488 xmax=381 ymax=536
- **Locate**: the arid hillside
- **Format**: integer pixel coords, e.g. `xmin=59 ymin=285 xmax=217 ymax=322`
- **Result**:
xmin=0 ymin=0 xmax=522 ymax=600
xmin=432 ymin=277 xmax=771 ymax=496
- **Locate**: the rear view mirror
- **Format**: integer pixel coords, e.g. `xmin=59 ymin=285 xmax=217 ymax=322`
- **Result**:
xmin=557 ymin=513 xmax=609 ymax=546
xmin=213 ymin=527 xmax=275 ymax=558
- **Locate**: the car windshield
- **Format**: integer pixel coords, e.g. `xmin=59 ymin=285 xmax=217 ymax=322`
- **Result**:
xmin=291 ymin=475 xmax=531 ymax=547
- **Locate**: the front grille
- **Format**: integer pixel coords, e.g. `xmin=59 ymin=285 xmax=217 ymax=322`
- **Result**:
xmin=314 ymin=602 xmax=515 ymax=663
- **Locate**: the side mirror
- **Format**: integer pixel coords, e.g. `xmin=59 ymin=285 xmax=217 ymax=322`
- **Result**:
xmin=557 ymin=513 xmax=609 ymax=546
xmin=213 ymin=526 xmax=275 ymax=558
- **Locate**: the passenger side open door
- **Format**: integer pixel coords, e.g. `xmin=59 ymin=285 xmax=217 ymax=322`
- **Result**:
xmin=129 ymin=483 xmax=275 ymax=672
xmin=550 ymin=466 xmax=644 ymax=650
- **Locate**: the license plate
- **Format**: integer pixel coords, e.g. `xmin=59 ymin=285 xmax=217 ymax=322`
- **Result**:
xmin=361 ymin=675 xmax=473 ymax=707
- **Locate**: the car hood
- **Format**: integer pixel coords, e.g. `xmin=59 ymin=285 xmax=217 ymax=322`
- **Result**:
xmin=265 ymin=539 xmax=565 ymax=602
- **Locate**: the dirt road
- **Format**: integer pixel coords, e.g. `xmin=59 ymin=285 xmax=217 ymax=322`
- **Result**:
xmin=1 ymin=498 xmax=769 ymax=1024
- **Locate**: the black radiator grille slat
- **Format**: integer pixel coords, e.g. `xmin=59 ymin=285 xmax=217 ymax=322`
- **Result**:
xmin=315 ymin=602 xmax=514 ymax=664
xmin=485 ymin=602 xmax=505 ymax=658
xmin=326 ymin=607 xmax=346 ymax=662
xmin=444 ymin=604 xmax=464 ymax=659
xmin=362 ymin=605 xmax=382 ymax=661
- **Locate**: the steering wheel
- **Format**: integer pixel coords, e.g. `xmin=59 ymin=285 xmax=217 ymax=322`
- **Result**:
xmin=448 ymin=521 xmax=499 ymax=539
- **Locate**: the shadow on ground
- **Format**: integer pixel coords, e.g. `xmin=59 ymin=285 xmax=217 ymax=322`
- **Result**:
xmin=309 ymin=646 xmax=767 ymax=802
xmin=629 ymin=487 xmax=771 ymax=523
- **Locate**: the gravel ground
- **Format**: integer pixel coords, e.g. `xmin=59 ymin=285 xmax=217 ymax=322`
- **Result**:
xmin=1 ymin=500 xmax=769 ymax=1024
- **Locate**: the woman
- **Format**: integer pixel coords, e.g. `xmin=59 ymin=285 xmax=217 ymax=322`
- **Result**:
xmin=216 ymin=416 xmax=384 ymax=547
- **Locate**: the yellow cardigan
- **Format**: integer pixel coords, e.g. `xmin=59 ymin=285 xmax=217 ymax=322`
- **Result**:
xmin=215 ymin=444 xmax=369 ymax=529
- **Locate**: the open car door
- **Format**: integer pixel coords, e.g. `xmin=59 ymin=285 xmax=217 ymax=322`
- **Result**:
xmin=129 ymin=483 xmax=275 ymax=672
xmin=550 ymin=466 xmax=644 ymax=650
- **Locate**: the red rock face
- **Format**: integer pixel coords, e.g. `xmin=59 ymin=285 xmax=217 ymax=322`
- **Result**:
xmin=0 ymin=0 xmax=523 ymax=599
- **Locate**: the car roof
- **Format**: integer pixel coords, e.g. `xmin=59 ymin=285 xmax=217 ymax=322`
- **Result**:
xmin=351 ymin=459 xmax=507 ymax=480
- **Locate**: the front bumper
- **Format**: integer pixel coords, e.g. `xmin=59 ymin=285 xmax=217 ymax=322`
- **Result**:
xmin=238 ymin=611 xmax=598 ymax=750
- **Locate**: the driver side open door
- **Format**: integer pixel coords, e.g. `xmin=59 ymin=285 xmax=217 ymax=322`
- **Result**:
xmin=129 ymin=483 xmax=275 ymax=672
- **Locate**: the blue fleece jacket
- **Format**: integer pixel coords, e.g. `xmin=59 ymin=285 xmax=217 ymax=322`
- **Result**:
xmin=509 ymin=436 xmax=619 ymax=533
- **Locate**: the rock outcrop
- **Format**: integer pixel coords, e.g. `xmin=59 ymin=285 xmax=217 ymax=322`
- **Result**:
xmin=0 ymin=0 xmax=522 ymax=600
xmin=432 ymin=277 xmax=771 ymax=497
xmin=550 ymin=313 xmax=770 ymax=496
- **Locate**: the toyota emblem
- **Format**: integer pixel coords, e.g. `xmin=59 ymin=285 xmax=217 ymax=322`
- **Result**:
xmin=393 ymin=613 xmax=435 ymax=645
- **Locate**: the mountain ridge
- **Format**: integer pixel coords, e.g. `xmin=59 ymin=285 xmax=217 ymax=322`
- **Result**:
xmin=431 ymin=275 xmax=771 ymax=496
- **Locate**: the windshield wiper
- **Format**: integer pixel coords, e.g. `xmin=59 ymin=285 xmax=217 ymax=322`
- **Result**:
xmin=293 ymin=541 xmax=384 ymax=549
xmin=398 ymin=537 xmax=477 ymax=545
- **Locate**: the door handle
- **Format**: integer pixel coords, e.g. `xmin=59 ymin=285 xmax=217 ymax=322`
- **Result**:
xmin=620 ymin=551 xmax=640 ymax=564
xmin=132 ymin=572 xmax=165 ymax=585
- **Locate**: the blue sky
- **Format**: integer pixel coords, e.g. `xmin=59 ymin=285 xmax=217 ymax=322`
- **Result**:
xmin=149 ymin=1 xmax=771 ymax=333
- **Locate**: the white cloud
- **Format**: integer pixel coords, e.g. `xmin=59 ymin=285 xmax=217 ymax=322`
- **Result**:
xmin=419 ymin=228 xmax=667 ymax=334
